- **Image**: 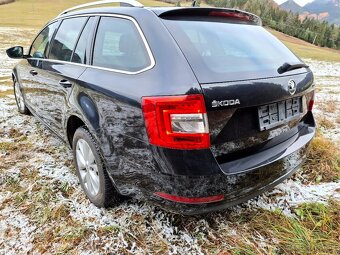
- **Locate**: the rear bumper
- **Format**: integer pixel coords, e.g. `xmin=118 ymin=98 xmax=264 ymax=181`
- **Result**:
xmin=110 ymin=112 xmax=315 ymax=215
xmin=144 ymin=112 xmax=315 ymax=215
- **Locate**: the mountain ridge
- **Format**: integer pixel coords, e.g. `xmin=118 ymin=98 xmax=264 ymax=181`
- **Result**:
xmin=281 ymin=0 xmax=303 ymax=13
xmin=279 ymin=0 xmax=340 ymax=25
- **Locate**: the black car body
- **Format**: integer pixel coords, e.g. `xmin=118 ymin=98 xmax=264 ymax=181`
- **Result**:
xmin=7 ymin=1 xmax=316 ymax=215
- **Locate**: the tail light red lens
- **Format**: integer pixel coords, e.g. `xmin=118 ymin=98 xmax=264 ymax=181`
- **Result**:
xmin=308 ymin=99 xmax=314 ymax=111
xmin=141 ymin=94 xmax=210 ymax=150
xmin=307 ymin=91 xmax=315 ymax=111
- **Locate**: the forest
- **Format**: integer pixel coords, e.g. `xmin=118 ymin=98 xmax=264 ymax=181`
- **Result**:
xmin=203 ymin=0 xmax=340 ymax=50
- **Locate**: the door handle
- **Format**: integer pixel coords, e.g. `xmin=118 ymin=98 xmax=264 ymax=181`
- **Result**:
xmin=59 ymin=79 xmax=72 ymax=88
xmin=30 ymin=70 xmax=38 ymax=76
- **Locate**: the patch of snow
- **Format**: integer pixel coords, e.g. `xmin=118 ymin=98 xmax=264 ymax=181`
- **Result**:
xmin=304 ymin=59 xmax=340 ymax=77
xmin=0 ymin=86 xmax=11 ymax=91
xmin=243 ymin=179 xmax=340 ymax=217
xmin=0 ymin=209 xmax=36 ymax=255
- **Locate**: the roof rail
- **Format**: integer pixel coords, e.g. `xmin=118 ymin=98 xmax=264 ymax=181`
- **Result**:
xmin=58 ymin=0 xmax=144 ymax=16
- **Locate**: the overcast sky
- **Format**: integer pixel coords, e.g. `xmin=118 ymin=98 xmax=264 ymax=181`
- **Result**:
xmin=273 ymin=0 xmax=314 ymax=6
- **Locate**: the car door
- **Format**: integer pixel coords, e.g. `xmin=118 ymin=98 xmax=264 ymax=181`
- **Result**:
xmin=37 ymin=16 xmax=95 ymax=134
xmin=18 ymin=22 xmax=59 ymax=115
xmin=75 ymin=16 xmax=156 ymax=176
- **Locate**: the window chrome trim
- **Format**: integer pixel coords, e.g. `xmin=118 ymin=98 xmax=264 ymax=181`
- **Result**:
xmin=30 ymin=13 xmax=155 ymax=75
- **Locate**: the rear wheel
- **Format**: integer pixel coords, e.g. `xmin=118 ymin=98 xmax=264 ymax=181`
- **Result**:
xmin=14 ymin=79 xmax=29 ymax=114
xmin=72 ymin=127 xmax=120 ymax=207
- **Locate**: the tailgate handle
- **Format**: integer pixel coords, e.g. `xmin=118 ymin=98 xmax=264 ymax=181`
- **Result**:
xmin=59 ymin=79 xmax=72 ymax=88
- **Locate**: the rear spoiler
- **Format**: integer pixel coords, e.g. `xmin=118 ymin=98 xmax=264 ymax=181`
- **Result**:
xmin=157 ymin=7 xmax=262 ymax=26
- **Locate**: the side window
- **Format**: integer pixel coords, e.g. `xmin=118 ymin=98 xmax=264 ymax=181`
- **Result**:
xmin=49 ymin=17 xmax=87 ymax=62
xmin=30 ymin=22 xmax=58 ymax=59
xmin=92 ymin=17 xmax=151 ymax=72
xmin=72 ymin=17 xmax=96 ymax=64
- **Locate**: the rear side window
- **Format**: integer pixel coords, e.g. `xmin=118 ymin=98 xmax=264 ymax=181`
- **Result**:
xmin=72 ymin=17 xmax=96 ymax=64
xmin=163 ymin=19 xmax=303 ymax=83
xmin=92 ymin=17 xmax=151 ymax=72
xmin=50 ymin=17 xmax=87 ymax=61
xmin=30 ymin=22 xmax=58 ymax=59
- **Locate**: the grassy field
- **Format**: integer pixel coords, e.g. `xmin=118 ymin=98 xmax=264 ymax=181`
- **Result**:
xmin=268 ymin=28 xmax=340 ymax=62
xmin=0 ymin=0 xmax=171 ymax=27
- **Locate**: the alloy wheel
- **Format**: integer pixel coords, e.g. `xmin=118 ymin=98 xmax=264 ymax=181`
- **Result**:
xmin=76 ymin=139 xmax=100 ymax=196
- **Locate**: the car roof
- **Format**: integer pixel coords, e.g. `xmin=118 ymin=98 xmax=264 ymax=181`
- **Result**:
xmin=56 ymin=6 xmax=151 ymax=18
xmin=56 ymin=6 xmax=261 ymax=26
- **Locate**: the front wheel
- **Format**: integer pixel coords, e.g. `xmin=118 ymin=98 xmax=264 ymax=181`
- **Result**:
xmin=72 ymin=127 xmax=120 ymax=208
xmin=14 ymin=78 xmax=29 ymax=115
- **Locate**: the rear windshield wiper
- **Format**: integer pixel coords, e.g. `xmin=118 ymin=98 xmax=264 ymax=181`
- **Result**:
xmin=277 ymin=62 xmax=309 ymax=74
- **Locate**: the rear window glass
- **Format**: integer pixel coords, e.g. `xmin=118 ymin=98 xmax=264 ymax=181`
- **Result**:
xmin=163 ymin=19 xmax=303 ymax=83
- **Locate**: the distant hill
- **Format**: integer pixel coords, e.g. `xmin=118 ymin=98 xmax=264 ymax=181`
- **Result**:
xmin=303 ymin=0 xmax=340 ymax=24
xmin=280 ymin=0 xmax=340 ymax=25
xmin=280 ymin=0 xmax=302 ymax=13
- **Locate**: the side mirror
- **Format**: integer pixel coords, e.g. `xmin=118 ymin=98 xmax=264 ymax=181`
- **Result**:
xmin=6 ymin=46 xmax=27 ymax=59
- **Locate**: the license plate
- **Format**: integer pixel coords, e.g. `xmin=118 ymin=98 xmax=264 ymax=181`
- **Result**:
xmin=258 ymin=97 xmax=302 ymax=131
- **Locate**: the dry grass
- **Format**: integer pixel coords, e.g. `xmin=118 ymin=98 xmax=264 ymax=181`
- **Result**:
xmin=317 ymin=100 xmax=338 ymax=114
xmin=336 ymin=116 xmax=340 ymax=125
xmin=0 ymin=89 xmax=13 ymax=98
xmin=318 ymin=116 xmax=336 ymax=129
xmin=0 ymin=0 xmax=171 ymax=27
xmin=302 ymin=132 xmax=340 ymax=183
xmin=248 ymin=201 xmax=340 ymax=255
xmin=33 ymin=219 xmax=91 ymax=253
xmin=0 ymin=128 xmax=32 ymax=170
xmin=0 ymin=77 xmax=13 ymax=86
xmin=0 ymin=159 xmax=90 ymax=253
xmin=268 ymin=28 xmax=340 ymax=62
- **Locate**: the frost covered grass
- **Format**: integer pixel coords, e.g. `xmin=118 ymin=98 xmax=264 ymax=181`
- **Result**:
xmin=248 ymin=201 xmax=340 ymax=255
xmin=302 ymin=132 xmax=340 ymax=183
xmin=305 ymin=59 xmax=340 ymax=143
xmin=0 ymin=27 xmax=339 ymax=254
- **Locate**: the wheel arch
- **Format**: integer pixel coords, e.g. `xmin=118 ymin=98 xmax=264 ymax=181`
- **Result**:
xmin=66 ymin=115 xmax=86 ymax=148
xmin=66 ymin=90 xmax=102 ymax=147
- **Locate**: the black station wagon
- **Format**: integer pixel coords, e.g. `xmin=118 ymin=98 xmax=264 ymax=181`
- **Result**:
xmin=6 ymin=0 xmax=316 ymax=214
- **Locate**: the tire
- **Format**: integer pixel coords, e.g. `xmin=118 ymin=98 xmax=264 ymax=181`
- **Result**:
xmin=13 ymin=78 xmax=29 ymax=115
xmin=72 ymin=127 xmax=120 ymax=207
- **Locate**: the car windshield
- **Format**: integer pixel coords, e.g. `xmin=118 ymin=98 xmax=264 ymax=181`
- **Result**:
xmin=162 ymin=19 xmax=304 ymax=83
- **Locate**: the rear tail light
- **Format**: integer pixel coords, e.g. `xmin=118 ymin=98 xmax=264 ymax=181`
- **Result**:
xmin=154 ymin=192 xmax=224 ymax=204
xmin=308 ymin=99 xmax=314 ymax=111
xmin=141 ymin=94 xmax=210 ymax=150
xmin=307 ymin=91 xmax=315 ymax=111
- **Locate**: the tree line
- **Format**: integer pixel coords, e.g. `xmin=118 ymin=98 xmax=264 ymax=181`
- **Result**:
xmin=203 ymin=0 xmax=340 ymax=50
